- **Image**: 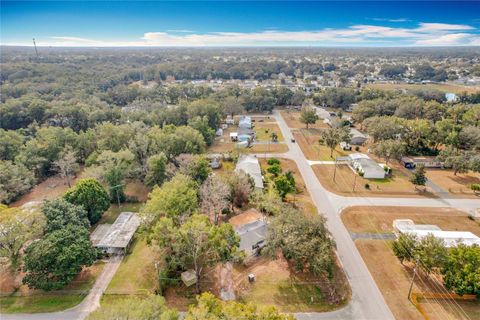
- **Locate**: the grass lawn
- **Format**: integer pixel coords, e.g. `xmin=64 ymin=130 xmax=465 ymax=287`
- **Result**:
xmin=426 ymin=169 xmax=480 ymax=198
xmin=106 ymin=238 xmax=160 ymax=294
xmin=341 ymin=206 xmax=480 ymax=236
xmin=0 ymin=295 xmax=84 ymax=313
xmin=366 ymin=82 xmax=480 ymax=94
xmin=355 ymin=239 xmax=480 ymax=320
xmin=246 ymin=143 xmax=289 ymax=154
xmin=312 ymin=164 xmax=437 ymax=198
xmin=98 ymin=203 xmax=143 ymax=225
xmin=233 ymin=255 xmax=349 ymax=312
xmin=0 ymin=260 xmax=106 ymax=314
xmin=254 ymin=122 xmax=284 ymax=142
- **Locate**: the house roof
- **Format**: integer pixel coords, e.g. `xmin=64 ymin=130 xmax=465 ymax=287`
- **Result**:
xmin=91 ymin=212 xmax=141 ymax=249
xmin=350 ymin=128 xmax=367 ymax=139
xmin=235 ymin=155 xmax=264 ymax=189
xmin=234 ymin=219 xmax=267 ymax=253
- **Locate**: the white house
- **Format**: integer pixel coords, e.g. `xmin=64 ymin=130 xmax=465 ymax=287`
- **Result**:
xmin=238 ymin=116 xmax=252 ymax=129
xmin=348 ymin=153 xmax=385 ymax=179
xmin=393 ymin=219 xmax=480 ymax=247
xmin=235 ymin=155 xmax=264 ymax=189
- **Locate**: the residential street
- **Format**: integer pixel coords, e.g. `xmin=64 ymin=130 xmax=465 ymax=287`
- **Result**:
xmin=272 ymin=110 xmax=396 ymax=320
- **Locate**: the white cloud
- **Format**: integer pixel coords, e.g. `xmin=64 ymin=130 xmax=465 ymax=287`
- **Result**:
xmin=166 ymin=29 xmax=195 ymax=33
xmin=6 ymin=22 xmax=479 ymax=47
xmin=371 ymin=18 xmax=410 ymax=22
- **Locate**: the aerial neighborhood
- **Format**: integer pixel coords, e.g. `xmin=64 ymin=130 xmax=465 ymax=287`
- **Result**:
xmin=1 ymin=2 xmax=480 ymax=320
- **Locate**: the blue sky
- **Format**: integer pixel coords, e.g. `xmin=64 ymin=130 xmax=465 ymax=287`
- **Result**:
xmin=2 ymin=1 xmax=480 ymax=46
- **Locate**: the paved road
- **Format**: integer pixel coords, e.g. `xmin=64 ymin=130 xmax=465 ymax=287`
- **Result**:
xmin=273 ymin=110 xmax=396 ymax=320
xmin=2 ymin=255 xmax=123 ymax=320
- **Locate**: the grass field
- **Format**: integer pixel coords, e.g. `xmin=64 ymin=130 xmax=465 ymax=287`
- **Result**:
xmin=366 ymin=82 xmax=480 ymax=94
xmin=106 ymin=238 xmax=160 ymax=294
xmin=341 ymin=206 xmax=480 ymax=236
xmin=293 ymin=130 xmax=352 ymax=161
xmin=253 ymin=122 xmax=284 ymax=141
xmin=0 ymin=295 xmax=85 ymax=313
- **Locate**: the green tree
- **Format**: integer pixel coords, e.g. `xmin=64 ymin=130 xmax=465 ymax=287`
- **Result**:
xmin=145 ymin=153 xmax=168 ymax=187
xmin=0 ymin=129 xmax=24 ymax=161
xmin=320 ymin=127 xmax=350 ymax=158
xmin=151 ymin=214 xmax=241 ymax=293
xmin=42 ymin=198 xmax=90 ymax=233
xmin=410 ymin=164 xmax=427 ymax=190
xmin=299 ymin=106 xmax=318 ymax=129
xmin=372 ymin=140 xmax=406 ymax=165
xmin=273 ymin=174 xmax=296 ymax=200
xmin=87 ymin=294 xmax=178 ymax=320
xmin=143 ymin=174 xmax=198 ymax=223
xmin=0 ymin=206 xmax=44 ymax=269
xmin=185 ymin=292 xmax=294 ymax=320
xmin=188 ymin=116 xmax=216 ymax=146
xmin=441 ymin=245 xmax=480 ymax=297
xmin=177 ymin=154 xmax=211 ymax=184
xmin=416 ymin=234 xmax=447 ymax=275
xmin=64 ymin=178 xmax=110 ymax=225
xmin=0 ymin=160 xmax=36 ymax=204
xmin=22 ymin=225 xmax=96 ymax=290
xmin=437 ymin=147 xmax=470 ymax=176
xmin=265 ymin=206 xmax=335 ymax=278
xmin=392 ymin=233 xmax=418 ymax=265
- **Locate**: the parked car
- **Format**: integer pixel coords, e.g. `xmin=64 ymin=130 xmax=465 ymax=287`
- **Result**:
xmin=291 ymin=138 xmax=296 ymax=143
xmin=340 ymin=141 xmax=352 ymax=150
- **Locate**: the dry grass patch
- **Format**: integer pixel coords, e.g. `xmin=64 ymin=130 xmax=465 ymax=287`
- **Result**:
xmin=254 ymin=122 xmax=284 ymax=141
xmin=312 ymin=164 xmax=435 ymax=198
xmin=426 ymin=169 xmax=480 ymax=198
xmin=341 ymin=206 xmax=480 ymax=235
xmin=232 ymin=254 xmax=349 ymax=312
xmin=280 ymin=110 xmax=329 ymax=129
xmin=293 ymin=130 xmax=352 ymax=161
xmin=247 ymin=143 xmax=289 ymax=154
xmin=356 ymin=239 xmax=480 ymax=320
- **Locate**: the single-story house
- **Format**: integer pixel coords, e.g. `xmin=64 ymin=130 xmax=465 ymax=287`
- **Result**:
xmin=445 ymin=93 xmax=458 ymax=103
xmin=216 ymin=128 xmax=223 ymax=136
xmin=348 ymin=153 xmax=385 ymax=179
xmin=235 ymin=155 xmax=264 ymax=189
xmin=315 ymin=107 xmax=331 ymax=119
xmin=238 ymin=116 xmax=252 ymax=129
xmin=229 ymin=209 xmax=267 ymax=256
xmin=349 ymin=128 xmax=368 ymax=145
xmin=393 ymin=219 xmax=480 ymax=247
xmin=90 ymin=212 xmax=141 ymax=255
xmin=225 ymin=116 xmax=235 ymax=125
xmin=401 ymin=156 xmax=445 ymax=169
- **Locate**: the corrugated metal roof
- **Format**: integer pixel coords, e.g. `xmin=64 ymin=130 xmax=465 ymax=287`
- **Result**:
xmin=91 ymin=212 xmax=141 ymax=249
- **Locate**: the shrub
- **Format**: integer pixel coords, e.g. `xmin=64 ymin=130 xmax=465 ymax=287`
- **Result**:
xmin=359 ymin=171 xmax=364 ymax=177
xmin=267 ymin=158 xmax=280 ymax=165
xmin=364 ymin=183 xmax=370 ymax=189
xmin=471 ymin=184 xmax=480 ymax=192
xmin=355 ymin=146 xmax=360 ymax=151
xmin=267 ymin=163 xmax=282 ymax=176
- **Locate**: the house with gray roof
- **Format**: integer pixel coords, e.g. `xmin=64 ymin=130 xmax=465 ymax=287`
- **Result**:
xmin=235 ymin=155 xmax=264 ymax=189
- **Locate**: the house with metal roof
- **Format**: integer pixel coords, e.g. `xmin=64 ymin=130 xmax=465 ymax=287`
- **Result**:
xmin=349 ymin=128 xmax=368 ymax=145
xmin=235 ymin=155 xmax=264 ymax=189
xmin=90 ymin=212 xmax=141 ymax=255
xmin=348 ymin=153 xmax=385 ymax=179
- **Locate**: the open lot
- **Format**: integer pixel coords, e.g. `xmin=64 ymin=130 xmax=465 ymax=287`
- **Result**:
xmin=233 ymin=254 xmax=349 ymax=312
xmin=341 ymin=206 xmax=480 ymax=235
xmin=253 ymin=121 xmax=284 ymax=141
xmin=293 ymin=130 xmax=353 ymax=161
xmin=426 ymin=169 xmax=480 ymax=198
xmin=366 ymin=82 xmax=480 ymax=94
xmin=355 ymin=239 xmax=479 ymax=320
xmin=280 ymin=110 xmax=329 ymax=130
xmin=312 ymin=163 xmax=436 ymax=198
xmin=0 ymin=261 xmax=105 ymax=313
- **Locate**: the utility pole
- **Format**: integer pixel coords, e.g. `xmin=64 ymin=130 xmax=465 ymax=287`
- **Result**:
xmin=32 ymin=38 xmax=39 ymax=57
xmin=352 ymin=173 xmax=357 ymax=192
xmin=333 ymin=159 xmax=337 ymax=182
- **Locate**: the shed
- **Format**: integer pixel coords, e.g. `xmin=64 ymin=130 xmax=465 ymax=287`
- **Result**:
xmin=181 ymin=270 xmax=197 ymax=287
xmin=216 ymin=128 xmax=223 ymax=136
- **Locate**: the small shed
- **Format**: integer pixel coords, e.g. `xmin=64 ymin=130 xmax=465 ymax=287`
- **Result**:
xmin=181 ymin=270 xmax=197 ymax=287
